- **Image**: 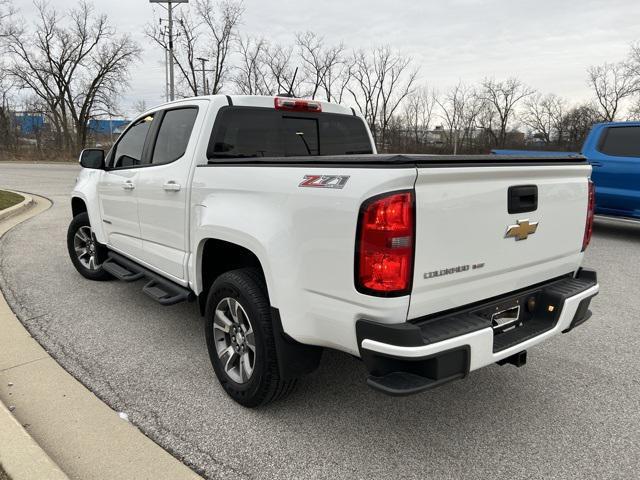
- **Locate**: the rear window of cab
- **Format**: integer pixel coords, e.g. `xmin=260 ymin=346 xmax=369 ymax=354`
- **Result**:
xmin=207 ymin=107 xmax=373 ymax=161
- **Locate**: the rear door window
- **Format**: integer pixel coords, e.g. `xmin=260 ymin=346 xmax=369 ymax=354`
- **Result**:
xmin=210 ymin=108 xmax=282 ymax=158
xmin=599 ymin=126 xmax=640 ymax=157
xmin=151 ymin=107 xmax=198 ymax=165
xmin=208 ymin=107 xmax=372 ymax=160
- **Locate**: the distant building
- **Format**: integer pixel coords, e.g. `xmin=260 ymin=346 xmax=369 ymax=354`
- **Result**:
xmin=87 ymin=119 xmax=130 ymax=136
xmin=13 ymin=113 xmax=46 ymax=135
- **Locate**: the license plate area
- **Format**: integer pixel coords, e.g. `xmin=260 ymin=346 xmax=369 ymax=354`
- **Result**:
xmin=474 ymin=292 xmax=544 ymax=337
xmin=491 ymin=305 xmax=521 ymax=334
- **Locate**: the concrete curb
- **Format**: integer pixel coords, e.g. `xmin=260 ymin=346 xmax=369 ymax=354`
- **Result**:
xmin=0 ymin=401 xmax=69 ymax=480
xmin=0 ymin=195 xmax=69 ymax=480
xmin=0 ymin=190 xmax=34 ymax=222
xmin=0 ymin=195 xmax=203 ymax=480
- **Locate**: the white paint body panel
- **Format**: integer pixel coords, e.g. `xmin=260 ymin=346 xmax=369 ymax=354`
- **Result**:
xmin=409 ymin=165 xmax=590 ymax=319
xmin=96 ymin=168 xmax=143 ymax=258
xmin=72 ymin=94 xmax=593 ymax=359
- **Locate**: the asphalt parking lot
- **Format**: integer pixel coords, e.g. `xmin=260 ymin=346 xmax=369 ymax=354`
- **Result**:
xmin=1 ymin=162 xmax=639 ymax=480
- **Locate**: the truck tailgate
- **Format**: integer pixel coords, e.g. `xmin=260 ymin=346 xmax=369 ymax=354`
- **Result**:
xmin=409 ymin=164 xmax=591 ymax=319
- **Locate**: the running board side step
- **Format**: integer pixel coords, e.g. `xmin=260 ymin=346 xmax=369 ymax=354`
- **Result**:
xmin=103 ymin=252 xmax=194 ymax=306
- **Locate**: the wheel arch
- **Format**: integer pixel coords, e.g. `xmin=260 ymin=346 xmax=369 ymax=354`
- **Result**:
xmin=71 ymin=196 xmax=88 ymax=218
xmin=197 ymin=237 xmax=323 ymax=380
xmin=196 ymin=237 xmax=273 ymax=316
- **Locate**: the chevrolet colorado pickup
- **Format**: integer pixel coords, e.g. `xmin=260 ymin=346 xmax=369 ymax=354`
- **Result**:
xmin=68 ymin=95 xmax=599 ymax=407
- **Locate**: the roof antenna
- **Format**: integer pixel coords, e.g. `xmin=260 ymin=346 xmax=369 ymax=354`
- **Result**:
xmin=287 ymin=67 xmax=298 ymax=97
xmin=277 ymin=67 xmax=299 ymax=98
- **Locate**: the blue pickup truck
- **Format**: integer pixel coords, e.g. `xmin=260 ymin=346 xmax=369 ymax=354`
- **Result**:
xmin=494 ymin=122 xmax=640 ymax=220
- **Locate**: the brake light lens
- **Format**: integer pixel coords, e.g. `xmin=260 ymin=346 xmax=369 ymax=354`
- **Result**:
xmin=274 ymin=97 xmax=322 ymax=112
xmin=582 ymin=180 xmax=595 ymax=251
xmin=356 ymin=191 xmax=415 ymax=296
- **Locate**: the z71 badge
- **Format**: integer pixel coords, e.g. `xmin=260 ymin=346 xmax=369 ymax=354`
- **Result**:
xmin=299 ymin=175 xmax=350 ymax=189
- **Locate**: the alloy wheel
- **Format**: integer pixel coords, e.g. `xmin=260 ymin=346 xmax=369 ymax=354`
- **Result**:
xmin=73 ymin=225 xmax=101 ymax=271
xmin=213 ymin=297 xmax=256 ymax=384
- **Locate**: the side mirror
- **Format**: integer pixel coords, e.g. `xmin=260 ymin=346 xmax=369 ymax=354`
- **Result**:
xmin=79 ymin=149 xmax=105 ymax=170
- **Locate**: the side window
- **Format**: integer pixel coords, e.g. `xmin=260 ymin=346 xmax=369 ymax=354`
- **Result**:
xmin=151 ymin=107 xmax=198 ymax=165
xmin=599 ymin=126 xmax=640 ymax=157
xmin=111 ymin=115 xmax=154 ymax=168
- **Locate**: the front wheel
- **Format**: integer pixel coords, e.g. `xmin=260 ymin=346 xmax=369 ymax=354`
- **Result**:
xmin=66 ymin=212 xmax=112 ymax=281
xmin=204 ymin=268 xmax=297 ymax=407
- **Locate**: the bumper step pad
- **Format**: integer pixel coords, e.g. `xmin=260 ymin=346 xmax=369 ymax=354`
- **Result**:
xmin=367 ymin=372 xmax=440 ymax=396
xmin=103 ymin=252 xmax=193 ymax=306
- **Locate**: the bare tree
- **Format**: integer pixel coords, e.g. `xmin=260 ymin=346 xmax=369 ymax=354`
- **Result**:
xmin=0 ymin=69 xmax=15 ymax=150
xmin=147 ymin=0 xmax=242 ymax=97
xmin=0 ymin=0 xmax=15 ymax=150
xmin=296 ymin=31 xmax=351 ymax=102
xmin=196 ymin=0 xmax=243 ymax=94
xmin=232 ymin=36 xmax=271 ymax=95
xmin=627 ymin=97 xmax=640 ymax=120
xmin=436 ymin=82 xmax=470 ymax=154
xmin=522 ymin=93 xmax=566 ymax=145
xmin=561 ymin=102 xmax=602 ymax=150
xmin=481 ymin=77 xmax=534 ymax=147
xmin=132 ymin=99 xmax=149 ymax=115
xmin=8 ymin=1 xmax=140 ymax=151
xmin=587 ymin=61 xmax=638 ymax=121
xmin=262 ymin=43 xmax=304 ymax=96
xmin=0 ymin=0 xmax=14 ymax=37
xmin=462 ymin=89 xmax=490 ymax=150
xmin=403 ymin=86 xmax=436 ymax=148
xmin=319 ymin=49 xmax=352 ymax=104
xmin=348 ymin=46 xmax=418 ymax=149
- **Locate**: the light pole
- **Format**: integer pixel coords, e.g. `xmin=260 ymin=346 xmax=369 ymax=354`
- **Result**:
xmin=150 ymin=1 xmax=189 ymax=101
xmin=196 ymin=57 xmax=209 ymax=95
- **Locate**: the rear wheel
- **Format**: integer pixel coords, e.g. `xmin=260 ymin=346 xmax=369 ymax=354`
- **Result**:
xmin=204 ymin=268 xmax=296 ymax=407
xmin=67 ymin=212 xmax=112 ymax=281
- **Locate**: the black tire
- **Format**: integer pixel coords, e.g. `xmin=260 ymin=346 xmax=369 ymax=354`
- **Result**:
xmin=67 ymin=212 xmax=112 ymax=281
xmin=204 ymin=268 xmax=296 ymax=407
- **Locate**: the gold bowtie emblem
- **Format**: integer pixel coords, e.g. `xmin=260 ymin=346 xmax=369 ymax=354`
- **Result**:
xmin=505 ymin=219 xmax=539 ymax=241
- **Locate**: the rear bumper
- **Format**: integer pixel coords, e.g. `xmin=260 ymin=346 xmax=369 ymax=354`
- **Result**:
xmin=356 ymin=269 xmax=599 ymax=396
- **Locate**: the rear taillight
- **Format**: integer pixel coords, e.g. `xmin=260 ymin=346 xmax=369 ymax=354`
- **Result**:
xmin=274 ymin=97 xmax=322 ymax=112
xmin=582 ymin=180 xmax=595 ymax=251
xmin=355 ymin=191 xmax=415 ymax=296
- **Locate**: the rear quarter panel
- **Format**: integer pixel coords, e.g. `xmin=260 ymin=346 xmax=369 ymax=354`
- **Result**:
xmin=191 ymin=164 xmax=416 ymax=354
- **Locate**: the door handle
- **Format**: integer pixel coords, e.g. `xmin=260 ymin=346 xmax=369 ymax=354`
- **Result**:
xmin=163 ymin=181 xmax=181 ymax=192
xmin=122 ymin=180 xmax=135 ymax=190
xmin=591 ymin=162 xmax=602 ymax=167
xmin=508 ymin=185 xmax=538 ymax=214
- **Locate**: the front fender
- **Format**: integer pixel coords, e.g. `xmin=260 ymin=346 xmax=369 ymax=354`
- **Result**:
xmin=71 ymin=169 xmax=106 ymax=243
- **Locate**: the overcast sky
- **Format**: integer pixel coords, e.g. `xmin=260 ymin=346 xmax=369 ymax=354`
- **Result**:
xmin=14 ymin=0 xmax=640 ymax=116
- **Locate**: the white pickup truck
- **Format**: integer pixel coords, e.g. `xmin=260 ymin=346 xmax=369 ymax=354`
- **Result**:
xmin=68 ymin=95 xmax=599 ymax=407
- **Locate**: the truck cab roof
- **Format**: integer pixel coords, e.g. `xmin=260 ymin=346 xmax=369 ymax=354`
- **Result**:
xmin=152 ymin=94 xmax=355 ymax=117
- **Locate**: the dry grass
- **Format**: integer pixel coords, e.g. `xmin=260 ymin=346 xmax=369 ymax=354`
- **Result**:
xmin=0 ymin=190 xmax=24 ymax=211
